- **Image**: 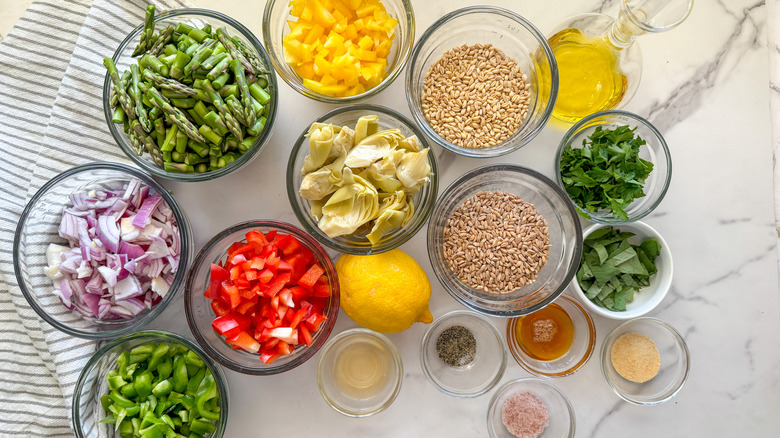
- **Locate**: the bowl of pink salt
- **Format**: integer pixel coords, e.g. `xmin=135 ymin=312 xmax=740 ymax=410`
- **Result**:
xmin=487 ymin=377 xmax=575 ymax=438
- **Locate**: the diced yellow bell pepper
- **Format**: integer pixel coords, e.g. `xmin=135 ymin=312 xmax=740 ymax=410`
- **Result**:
xmin=311 ymin=0 xmax=337 ymax=26
xmin=356 ymin=3 xmax=376 ymax=18
xmin=303 ymin=23 xmax=325 ymax=45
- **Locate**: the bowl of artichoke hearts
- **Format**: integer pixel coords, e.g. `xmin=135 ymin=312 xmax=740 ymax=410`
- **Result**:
xmin=286 ymin=104 xmax=438 ymax=255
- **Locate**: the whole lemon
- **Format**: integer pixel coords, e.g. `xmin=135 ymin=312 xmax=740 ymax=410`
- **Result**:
xmin=336 ymin=249 xmax=433 ymax=334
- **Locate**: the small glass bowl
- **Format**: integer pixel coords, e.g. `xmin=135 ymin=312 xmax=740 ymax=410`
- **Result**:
xmin=287 ymin=104 xmax=438 ymax=255
xmin=487 ymin=377 xmax=575 ymax=438
xmin=601 ymin=317 xmax=690 ymax=405
xmin=263 ymin=0 xmax=414 ymax=103
xmin=420 ymin=310 xmax=506 ymax=398
xmin=13 ymin=162 xmax=193 ymax=339
xmin=184 ymin=220 xmax=339 ymax=375
xmin=571 ymin=222 xmax=673 ymax=320
xmin=72 ymin=330 xmax=229 ymax=438
xmin=555 ymin=110 xmax=672 ymax=223
xmin=103 ymin=9 xmax=278 ymax=182
xmin=317 ymin=328 xmax=403 ymax=417
xmin=427 ymin=164 xmax=582 ymax=317
xmin=406 ymin=6 xmax=558 ymax=158
xmin=506 ymin=294 xmax=596 ymax=377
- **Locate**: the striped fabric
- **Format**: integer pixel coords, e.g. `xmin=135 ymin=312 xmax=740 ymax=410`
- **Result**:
xmin=0 ymin=0 xmax=186 ymax=435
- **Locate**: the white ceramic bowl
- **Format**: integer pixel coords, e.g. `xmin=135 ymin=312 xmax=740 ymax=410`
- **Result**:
xmin=570 ymin=221 xmax=672 ymax=320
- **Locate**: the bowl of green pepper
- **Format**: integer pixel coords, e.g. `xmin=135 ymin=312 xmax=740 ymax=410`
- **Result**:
xmin=72 ymin=330 xmax=228 ymax=438
xmin=554 ymin=110 xmax=672 ymax=224
xmin=103 ymin=7 xmax=278 ymax=182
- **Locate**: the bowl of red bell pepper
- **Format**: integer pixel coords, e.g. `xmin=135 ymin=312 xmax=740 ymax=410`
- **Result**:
xmin=184 ymin=220 xmax=339 ymax=374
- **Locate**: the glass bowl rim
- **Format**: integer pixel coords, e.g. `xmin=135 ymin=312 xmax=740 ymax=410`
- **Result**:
xmin=404 ymin=5 xmax=559 ymax=158
xmin=286 ymin=103 xmax=439 ymax=255
xmin=102 ymin=8 xmax=279 ymax=182
xmin=184 ymin=219 xmax=339 ymax=375
xmin=316 ymin=327 xmax=404 ymax=417
xmin=71 ymin=329 xmax=229 ymax=438
xmin=13 ymin=161 xmax=191 ymax=339
xmin=554 ymin=109 xmax=673 ymax=224
xmin=427 ymin=163 xmax=583 ymax=318
xmin=261 ymin=0 xmax=415 ymax=103
xmin=505 ymin=294 xmax=596 ymax=378
xmin=419 ymin=309 xmax=507 ymax=398
xmin=486 ymin=376 xmax=576 ymax=438
xmin=600 ymin=316 xmax=691 ymax=405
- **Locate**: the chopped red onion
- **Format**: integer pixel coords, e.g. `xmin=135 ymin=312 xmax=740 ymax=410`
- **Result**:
xmin=45 ymin=178 xmax=181 ymax=320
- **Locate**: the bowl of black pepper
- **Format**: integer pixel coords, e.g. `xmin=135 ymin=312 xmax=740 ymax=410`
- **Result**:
xmin=420 ymin=310 xmax=507 ymax=398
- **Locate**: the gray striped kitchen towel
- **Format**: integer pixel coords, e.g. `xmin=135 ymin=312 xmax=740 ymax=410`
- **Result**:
xmin=0 ymin=0 xmax=187 ymax=435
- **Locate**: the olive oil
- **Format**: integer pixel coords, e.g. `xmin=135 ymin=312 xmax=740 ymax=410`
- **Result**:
xmin=516 ymin=302 xmax=575 ymax=361
xmin=549 ymin=28 xmax=628 ymax=122
xmin=332 ymin=338 xmax=392 ymax=399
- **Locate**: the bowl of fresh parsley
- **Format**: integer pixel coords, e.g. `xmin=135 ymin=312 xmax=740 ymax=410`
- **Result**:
xmin=555 ymin=110 xmax=672 ymax=224
xmin=571 ymin=221 xmax=673 ymax=319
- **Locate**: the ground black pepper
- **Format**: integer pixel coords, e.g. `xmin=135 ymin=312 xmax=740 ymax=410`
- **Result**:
xmin=436 ymin=325 xmax=477 ymax=367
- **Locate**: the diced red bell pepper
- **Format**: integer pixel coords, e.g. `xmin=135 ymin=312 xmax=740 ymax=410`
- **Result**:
xmin=260 ymin=348 xmax=281 ymax=364
xmin=312 ymin=283 xmax=331 ymax=297
xmin=265 ymin=230 xmax=277 ymax=241
xmin=288 ymin=306 xmax=308 ymax=329
xmin=276 ymin=234 xmax=302 ymax=256
xmin=234 ymin=278 xmax=251 ymax=290
xmin=229 ymin=265 xmax=241 ymax=281
xmin=265 ymin=252 xmax=280 ymax=273
xmin=206 ymin=264 xmax=229 ymax=300
xmin=239 ymin=287 xmax=255 ymax=299
xmin=265 ymin=272 xmax=292 ymax=298
xmin=211 ymin=299 xmax=231 ymax=317
xmin=289 ymin=286 xmax=310 ymax=303
xmin=305 ymin=313 xmax=327 ymax=332
xmin=257 ymin=268 xmax=274 ymax=284
xmin=250 ymin=257 xmax=265 ymax=270
xmin=244 ymin=269 xmax=258 ymax=281
xmin=299 ymin=324 xmax=313 ymax=346
xmin=279 ymin=289 xmax=295 ymax=308
xmin=236 ymin=300 xmax=257 ymax=315
xmin=246 ymin=230 xmax=269 ymax=249
xmin=226 ymin=331 xmax=260 ymax=353
xmin=277 ymin=260 xmax=293 ymax=272
xmin=277 ymin=341 xmax=293 ymax=356
xmin=212 ymin=314 xmax=243 ymax=338
xmin=230 ymin=253 xmax=247 ymax=266
xmin=228 ymin=243 xmax=254 ymax=260
xmin=298 ymin=264 xmax=324 ymax=289
xmin=221 ymin=280 xmax=241 ymax=309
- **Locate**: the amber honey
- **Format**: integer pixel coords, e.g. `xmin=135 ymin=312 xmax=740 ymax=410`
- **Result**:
xmin=516 ymin=302 xmax=575 ymax=361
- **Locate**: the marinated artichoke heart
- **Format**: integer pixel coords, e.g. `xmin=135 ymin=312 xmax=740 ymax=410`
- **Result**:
xmin=318 ymin=168 xmax=379 ymax=238
xmin=367 ymin=191 xmax=414 ymax=244
xmin=298 ymin=114 xmax=433 ymax=245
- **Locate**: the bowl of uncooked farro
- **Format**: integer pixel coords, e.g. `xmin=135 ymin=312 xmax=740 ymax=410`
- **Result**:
xmin=405 ymin=6 xmax=558 ymax=158
xmin=427 ymin=164 xmax=582 ymax=318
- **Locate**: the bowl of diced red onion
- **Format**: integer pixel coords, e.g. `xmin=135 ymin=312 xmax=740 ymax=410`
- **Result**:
xmin=13 ymin=162 xmax=193 ymax=339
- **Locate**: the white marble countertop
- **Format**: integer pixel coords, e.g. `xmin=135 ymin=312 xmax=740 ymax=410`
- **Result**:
xmin=5 ymin=0 xmax=779 ymax=436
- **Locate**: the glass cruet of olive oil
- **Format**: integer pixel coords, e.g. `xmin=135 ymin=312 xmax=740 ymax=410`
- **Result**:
xmin=548 ymin=0 xmax=694 ymax=123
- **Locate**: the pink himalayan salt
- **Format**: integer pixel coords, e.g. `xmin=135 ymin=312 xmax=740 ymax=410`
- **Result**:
xmin=501 ymin=391 xmax=550 ymax=438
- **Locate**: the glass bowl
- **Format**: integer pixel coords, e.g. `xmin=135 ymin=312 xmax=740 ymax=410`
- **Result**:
xmin=487 ymin=377 xmax=575 ymax=438
xmin=184 ymin=220 xmax=339 ymax=375
xmin=103 ymin=9 xmax=279 ymax=182
xmin=601 ymin=317 xmax=690 ymax=405
xmin=263 ymin=0 xmax=414 ymax=103
xmin=427 ymin=164 xmax=582 ymax=317
xmin=317 ymin=328 xmax=403 ymax=417
xmin=506 ymin=294 xmax=596 ymax=377
xmin=420 ymin=310 xmax=506 ymax=398
xmin=287 ymin=104 xmax=438 ymax=255
xmin=571 ymin=222 xmax=673 ymax=320
xmin=72 ymin=330 xmax=229 ymax=438
xmin=405 ymin=6 xmax=558 ymax=158
xmin=13 ymin=162 xmax=193 ymax=339
xmin=554 ymin=110 xmax=672 ymax=223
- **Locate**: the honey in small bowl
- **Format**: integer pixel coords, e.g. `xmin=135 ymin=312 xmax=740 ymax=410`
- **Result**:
xmin=515 ymin=303 xmax=574 ymax=361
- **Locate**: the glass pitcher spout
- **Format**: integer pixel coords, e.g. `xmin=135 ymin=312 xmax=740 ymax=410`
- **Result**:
xmin=607 ymin=0 xmax=694 ymax=49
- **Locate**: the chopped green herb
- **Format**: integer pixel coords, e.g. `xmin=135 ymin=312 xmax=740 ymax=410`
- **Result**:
xmin=576 ymin=226 xmax=661 ymax=311
xmin=559 ymin=125 xmax=653 ymax=221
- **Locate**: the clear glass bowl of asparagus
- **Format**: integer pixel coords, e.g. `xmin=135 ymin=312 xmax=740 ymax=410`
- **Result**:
xmin=102 ymin=6 xmax=278 ymax=181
